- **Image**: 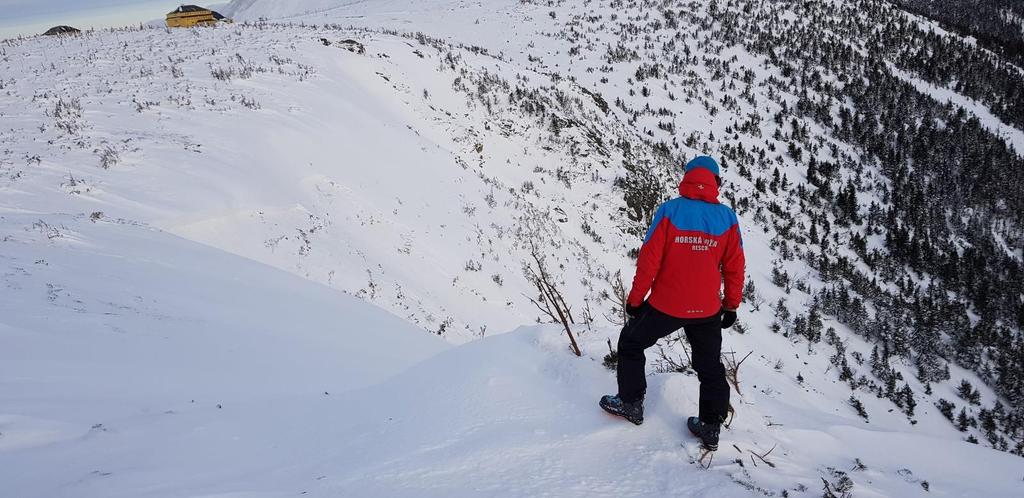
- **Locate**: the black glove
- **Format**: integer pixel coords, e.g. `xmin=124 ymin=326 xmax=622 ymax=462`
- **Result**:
xmin=721 ymin=309 xmax=737 ymax=329
xmin=626 ymin=301 xmax=645 ymax=319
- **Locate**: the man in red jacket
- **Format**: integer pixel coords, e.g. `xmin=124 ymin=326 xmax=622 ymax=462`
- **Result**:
xmin=600 ymin=155 xmax=745 ymax=451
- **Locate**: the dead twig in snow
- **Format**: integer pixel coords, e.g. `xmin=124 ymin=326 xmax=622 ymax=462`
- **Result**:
xmin=722 ymin=350 xmax=754 ymax=396
xmin=749 ymin=443 xmax=777 ymax=468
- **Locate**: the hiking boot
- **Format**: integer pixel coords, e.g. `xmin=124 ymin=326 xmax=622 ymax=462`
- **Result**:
xmin=600 ymin=394 xmax=644 ymax=425
xmin=687 ymin=416 xmax=720 ymax=451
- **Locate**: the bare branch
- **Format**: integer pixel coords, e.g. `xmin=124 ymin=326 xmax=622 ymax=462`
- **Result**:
xmin=523 ymin=243 xmax=581 ymax=356
xmin=601 ymin=270 xmax=629 ymax=325
xmin=722 ymin=350 xmax=754 ymax=396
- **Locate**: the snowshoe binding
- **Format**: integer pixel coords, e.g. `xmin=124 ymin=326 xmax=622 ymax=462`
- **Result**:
xmin=599 ymin=394 xmax=644 ymax=425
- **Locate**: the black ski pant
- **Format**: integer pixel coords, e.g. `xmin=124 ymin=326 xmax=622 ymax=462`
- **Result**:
xmin=616 ymin=303 xmax=730 ymax=424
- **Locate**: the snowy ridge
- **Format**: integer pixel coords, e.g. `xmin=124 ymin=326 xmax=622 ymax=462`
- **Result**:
xmin=224 ymin=0 xmax=397 ymax=21
xmin=291 ymin=327 xmax=1024 ymax=496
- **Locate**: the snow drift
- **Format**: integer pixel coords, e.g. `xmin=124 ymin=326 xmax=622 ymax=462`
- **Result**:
xmin=0 ymin=213 xmax=446 ymax=497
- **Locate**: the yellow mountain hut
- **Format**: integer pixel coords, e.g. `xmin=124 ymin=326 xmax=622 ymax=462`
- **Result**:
xmin=166 ymin=5 xmax=231 ymax=28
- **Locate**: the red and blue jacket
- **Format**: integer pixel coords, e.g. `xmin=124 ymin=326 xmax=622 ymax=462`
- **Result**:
xmin=627 ymin=165 xmax=745 ymax=319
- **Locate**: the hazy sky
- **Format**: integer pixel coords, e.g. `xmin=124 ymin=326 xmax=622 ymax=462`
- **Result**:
xmin=0 ymin=1 xmax=227 ymax=38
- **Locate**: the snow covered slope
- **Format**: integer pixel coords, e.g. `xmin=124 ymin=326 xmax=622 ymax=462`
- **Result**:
xmin=0 ymin=21 xmax=646 ymax=342
xmin=223 ymin=0 xmax=479 ymax=22
xmin=0 ymin=213 xmax=447 ymax=496
xmin=2 ymin=0 xmax=1023 ymax=495
xmin=313 ymin=326 xmax=1024 ymax=497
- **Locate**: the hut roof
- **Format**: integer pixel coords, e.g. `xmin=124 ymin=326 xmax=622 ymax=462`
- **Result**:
xmin=168 ymin=5 xmax=227 ymax=19
xmin=43 ymin=26 xmax=81 ymax=36
xmin=171 ymin=5 xmax=207 ymax=14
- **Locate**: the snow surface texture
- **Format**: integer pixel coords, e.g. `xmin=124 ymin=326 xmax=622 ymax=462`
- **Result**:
xmin=1 ymin=0 xmax=1022 ymax=496
xmin=0 ymin=214 xmax=447 ymax=496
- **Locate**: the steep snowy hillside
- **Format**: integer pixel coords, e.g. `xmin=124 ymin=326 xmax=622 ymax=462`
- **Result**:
xmin=0 ymin=19 xmax=659 ymax=342
xmin=0 ymin=213 xmax=447 ymax=496
xmin=2 ymin=0 xmax=1023 ymax=495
